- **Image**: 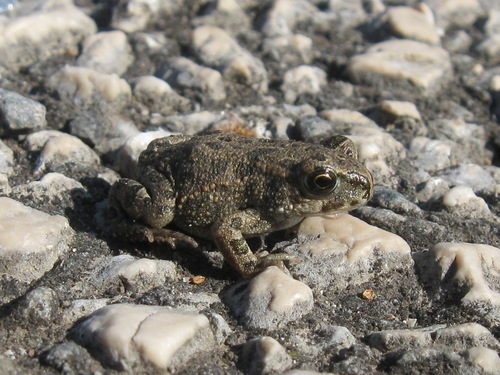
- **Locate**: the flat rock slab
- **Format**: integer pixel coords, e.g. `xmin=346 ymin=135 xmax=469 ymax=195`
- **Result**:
xmin=0 ymin=197 xmax=74 ymax=285
xmin=347 ymin=39 xmax=452 ymax=95
xmin=74 ymin=304 xmax=215 ymax=371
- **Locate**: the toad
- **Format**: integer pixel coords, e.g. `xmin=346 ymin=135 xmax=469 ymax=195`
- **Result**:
xmin=109 ymin=132 xmax=373 ymax=277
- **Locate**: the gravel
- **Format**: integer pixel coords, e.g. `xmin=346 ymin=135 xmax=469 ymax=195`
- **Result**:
xmin=0 ymin=0 xmax=499 ymax=374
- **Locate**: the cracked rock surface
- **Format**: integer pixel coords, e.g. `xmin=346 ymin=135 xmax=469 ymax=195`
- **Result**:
xmin=0 ymin=0 xmax=499 ymax=374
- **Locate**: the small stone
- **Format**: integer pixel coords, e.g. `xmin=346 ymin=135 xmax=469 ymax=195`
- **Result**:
xmin=347 ymin=39 xmax=452 ymax=95
xmin=33 ymin=132 xmax=101 ymax=175
xmin=0 ymin=197 xmax=74 ymax=284
xmin=262 ymin=34 xmax=313 ymax=66
xmin=224 ymin=266 xmax=313 ymax=329
xmin=476 ymin=35 xmax=500 ymax=63
xmin=0 ymin=139 xmax=14 ymax=176
xmin=0 ymin=3 xmax=97 ymax=69
xmin=294 ymin=214 xmax=412 ymax=291
xmin=0 ymin=88 xmax=47 ymax=136
xmin=87 ymin=254 xmax=177 ymax=294
xmin=281 ymin=65 xmax=327 ymax=104
xmin=74 ymin=304 xmax=215 ymax=370
xmin=192 ymin=0 xmax=251 ymax=35
xmin=47 ymin=65 xmax=132 ymax=107
xmin=42 ymin=341 xmax=100 ymax=374
xmin=370 ymin=186 xmax=423 ymax=216
xmin=378 ymin=100 xmax=422 ymax=121
xmin=132 ymin=75 xmax=191 ymax=114
xmin=160 ymin=111 xmax=223 ymax=135
xmin=159 ymin=57 xmax=226 ymax=103
xmin=192 ymin=25 xmax=268 ymax=92
xmin=441 ymin=164 xmax=496 ymax=194
xmin=63 ymin=298 xmax=109 ymax=324
xmin=22 ymin=287 xmax=60 ymax=324
xmin=329 ymin=0 xmax=369 ymax=28
xmin=463 ymin=347 xmax=500 ymax=374
xmin=416 ymin=177 xmax=450 ymax=203
xmin=416 ymin=242 xmax=500 ymax=306
xmin=442 ymin=186 xmax=491 ymax=218
xmin=409 ymin=137 xmax=453 ymax=172
xmin=367 ymin=329 xmax=432 ymax=351
xmin=426 ymin=0 xmax=484 ymax=29
xmin=262 ymin=0 xmax=318 ymax=37
xmin=241 ymin=337 xmax=293 ymax=375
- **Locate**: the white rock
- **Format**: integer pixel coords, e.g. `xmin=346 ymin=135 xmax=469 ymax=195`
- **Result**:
xmin=0 ymin=88 xmax=47 ymax=136
xmin=381 ymin=6 xmax=440 ymax=45
xmin=477 ymin=35 xmax=500 ymax=63
xmin=76 ymin=31 xmax=133 ymax=76
xmin=416 ymin=177 xmax=450 ymax=203
xmin=329 ymin=0 xmax=369 ymax=28
xmin=294 ymin=214 xmax=412 ymax=290
xmin=410 ymin=137 xmax=453 ymax=172
xmin=111 ymin=0 xmax=183 ymax=33
xmin=241 ymin=337 xmax=293 ymax=375
xmin=160 ymin=57 xmax=226 ymax=102
xmin=442 ymin=164 xmax=496 ymax=194
xmin=113 ymin=129 xmax=176 ymax=178
xmin=192 ymin=25 xmax=268 ymax=92
xmin=433 ymin=323 xmax=500 ymax=351
xmin=75 ymin=304 xmax=215 ymax=370
xmin=159 ymin=111 xmax=223 ymax=135
xmin=0 ymin=197 xmax=74 ymax=284
xmin=262 ymin=0 xmax=318 ymax=37
xmin=225 ymin=266 xmax=313 ymax=329
xmin=262 ymin=34 xmax=313 ymax=66
xmin=442 ymin=186 xmax=491 ymax=217
xmin=463 ymin=347 xmax=500 ymax=374
xmin=426 ymin=0 xmax=484 ymax=29
xmin=34 ymin=132 xmax=100 ymax=175
xmin=87 ymin=254 xmax=177 ymax=294
xmin=423 ymin=242 xmax=500 ymax=305
xmin=0 ymin=3 xmax=96 ymax=68
xmin=132 ymin=75 xmax=191 ymax=114
xmin=379 ymin=100 xmax=422 ymax=121
xmin=0 ymin=139 xmax=14 ymax=176
xmin=347 ymin=39 xmax=452 ymax=95
xmin=47 ymin=65 xmax=132 ymax=107
xmin=281 ymin=65 xmax=327 ymax=104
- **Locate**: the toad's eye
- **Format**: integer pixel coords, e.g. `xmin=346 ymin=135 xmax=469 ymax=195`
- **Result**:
xmin=304 ymin=168 xmax=338 ymax=196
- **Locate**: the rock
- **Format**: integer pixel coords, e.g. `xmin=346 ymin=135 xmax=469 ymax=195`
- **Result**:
xmin=367 ymin=328 xmax=433 ymax=351
xmin=192 ymin=0 xmax=251 ymax=35
xmin=86 ymin=255 xmax=177 ymax=294
xmin=476 ymin=35 xmax=500 ymax=63
xmin=0 ymin=197 xmax=74 ymax=285
xmin=74 ymin=304 xmax=215 ymax=370
xmin=192 ymin=25 xmax=268 ymax=92
xmin=386 ymin=348 xmax=476 ymax=373
xmin=328 ymin=0 xmax=369 ymax=28
xmin=433 ymin=323 xmax=500 ymax=351
xmin=158 ymin=111 xmax=223 ymax=135
xmin=132 ymin=75 xmax=191 ymax=115
xmin=32 ymin=132 xmax=101 ymax=176
xmin=426 ymin=0 xmax=484 ymax=29
xmin=158 ymin=57 xmax=226 ymax=103
xmin=0 ymin=89 xmax=46 ymax=136
xmin=241 ymin=336 xmax=293 ymax=375
xmin=111 ymin=0 xmax=183 ymax=33
xmin=294 ymin=214 xmax=412 ymax=291
xmin=463 ymin=347 xmax=500 ymax=374
xmin=442 ymin=186 xmax=492 ymax=218
xmin=224 ymin=266 xmax=314 ymax=329
xmin=63 ymin=299 xmax=109 ymax=324
xmin=0 ymin=139 xmax=14 ymax=176
xmin=0 ymin=2 xmax=97 ymax=69
xmin=377 ymin=100 xmax=422 ymax=122
xmin=281 ymin=65 xmax=327 ymax=104
xmin=370 ymin=186 xmax=422 ymax=216
xmin=42 ymin=341 xmax=100 ymax=374
xmin=47 ymin=66 xmax=132 ymax=108
xmin=347 ymin=39 xmax=452 ymax=95
xmin=262 ymin=0 xmax=318 ymax=37
xmin=441 ymin=164 xmax=497 ymax=195
xmin=409 ymin=137 xmax=454 ymax=172
xmin=415 ymin=242 xmax=500 ymax=306
xmin=416 ymin=177 xmax=450 ymax=204
xmin=22 ymin=287 xmax=60 ymax=324
xmin=76 ymin=31 xmax=134 ymax=76
xmin=262 ymin=34 xmax=313 ymax=67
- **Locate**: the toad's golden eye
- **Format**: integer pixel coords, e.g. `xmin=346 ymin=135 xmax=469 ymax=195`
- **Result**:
xmin=304 ymin=167 xmax=338 ymax=196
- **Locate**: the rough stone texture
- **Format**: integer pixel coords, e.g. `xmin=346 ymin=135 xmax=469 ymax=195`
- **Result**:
xmin=0 ymin=89 xmax=47 ymax=136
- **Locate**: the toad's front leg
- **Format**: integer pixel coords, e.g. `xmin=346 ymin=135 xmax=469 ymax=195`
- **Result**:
xmin=212 ymin=210 xmax=294 ymax=278
xmin=108 ymin=167 xmax=197 ymax=248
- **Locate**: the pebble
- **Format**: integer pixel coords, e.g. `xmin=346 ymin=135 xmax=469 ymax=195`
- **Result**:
xmin=262 ymin=34 xmax=313 ymax=67
xmin=132 ymin=75 xmax=191 ymax=114
xmin=241 ymin=336 xmax=293 ymax=375
xmin=261 ymin=0 xmax=318 ymax=37
xmin=329 ymin=0 xmax=369 ymax=28
xmin=416 ymin=177 xmax=450 ymax=204
xmin=0 ymin=197 xmax=74 ymax=285
xmin=47 ymin=65 xmax=132 ymax=107
xmin=416 ymin=242 xmax=500 ymax=306
xmin=377 ymin=100 xmax=422 ymax=122
xmin=433 ymin=323 xmax=500 ymax=351
xmin=87 ymin=254 xmax=177 ymax=294
xmin=224 ymin=266 xmax=313 ymax=329
xmin=442 ymin=186 xmax=492 ymax=218
xmin=0 ymin=2 xmax=96 ymax=68
xmin=347 ymin=39 xmax=451 ymax=95
xmin=159 ymin=57 xmax=227 ymax=103
xmin=463 ymin=347 xmax=500 ymax=374
xmin=159 ymin=111 xmax=223 ymax=135
xmin=294 ymin=214 xmax=412 ymax=291
xmin=22 ymin=287 xmax=60 ymax=325
xmin=63 ymin=298 xmax=109 ymax=324
xmin=0 ymin=139 xmax=14 ymax=176
xmin=192 ymin=0 xmax=251 ymax=35
xmin=281 ymin=65 xmax=327 ymax=104
xmin=192 ymin=26 xmax=268 ymax=92
xmin=409 ymin=137 xmax=453 ymax=172
xmin=33 ymin=132 xmax=101 ymax=175
xmin=0 ymin=88 xmax=47 ymax=136
xmin=441 ymin=164 xmax=497 ymax=194
xmin=426 ymin=0 xmax=484 ymax=29
xmin=76 ymin=30 xmax=134 ymax=75
xmin=74 ymin=304 xmax=215 ymax=370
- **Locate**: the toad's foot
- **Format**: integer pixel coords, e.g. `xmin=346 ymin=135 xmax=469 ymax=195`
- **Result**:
xmin=255 ymin=252 xmax=297 ymax=272
xmin=144 ymin=227 xmax=199 ymax=249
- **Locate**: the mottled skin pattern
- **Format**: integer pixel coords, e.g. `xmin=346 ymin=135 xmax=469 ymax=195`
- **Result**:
xmin=109 ymin=132 xmax=374 ymax=278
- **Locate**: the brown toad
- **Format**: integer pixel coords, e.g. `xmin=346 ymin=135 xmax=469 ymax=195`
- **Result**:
xmin=109 ymin=132 xmax=373 ymax=277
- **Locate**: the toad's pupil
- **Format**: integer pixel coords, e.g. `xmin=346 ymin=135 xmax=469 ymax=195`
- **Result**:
xmin=315 ymin=174 xmax=334 ymax=189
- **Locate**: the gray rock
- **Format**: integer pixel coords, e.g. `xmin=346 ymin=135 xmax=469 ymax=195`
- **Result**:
xmin=0 ymin=139 xmax=14 ymax=176
xmin=261 ymin=0 xmax=318 ymax=37
xmin=262 ymin=34 xmax=313 ymax=67
xmin=281 ymin=65 xmax=327 ymax=104
xmin=241 ymin=336 xmax=293 ymax=375
xmin=159 ymin=57 xmax=226 ymax=103
xmin=42 ymin=341 xmax=101 ymax=374
xmin=0 ymin=89 xmax=46 ymax=136
xmin=426 ymin=0 xmax=484 ymax=29
xmin=22 ymin=287 xmax=60 ymax=324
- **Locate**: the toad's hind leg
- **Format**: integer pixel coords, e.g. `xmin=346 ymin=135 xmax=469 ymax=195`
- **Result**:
xmin=212 ymin=210 xmax=294 ymax=278
xmin=108 ymin=167 xmax=197 ymax=248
